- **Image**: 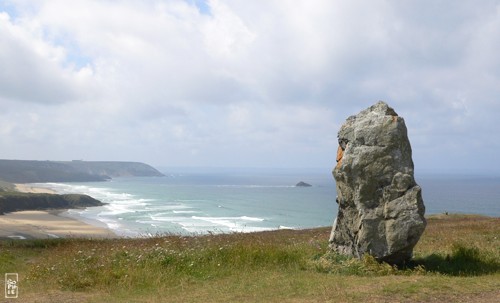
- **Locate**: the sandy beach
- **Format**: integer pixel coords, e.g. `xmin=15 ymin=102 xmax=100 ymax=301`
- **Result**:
xmin=0 ymin=184 xmax=117 ymax=239
xmin=15 ymin=183 xmax=56 ymax=194
xmin=0 ymin=210 xmax=117 ymax=239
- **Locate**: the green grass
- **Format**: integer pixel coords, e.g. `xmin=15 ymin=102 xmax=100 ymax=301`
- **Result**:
xmin=414 ymin=242 xmax=500 ymax=276
xmin=0 ymin=180 xmax=15 ymax=192
xmin=0 ymin=214 xmax=499 ymax=302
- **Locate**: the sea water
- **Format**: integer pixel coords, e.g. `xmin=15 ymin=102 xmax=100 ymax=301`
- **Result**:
xmin=33 ymin=168 xmax=500 ymax=236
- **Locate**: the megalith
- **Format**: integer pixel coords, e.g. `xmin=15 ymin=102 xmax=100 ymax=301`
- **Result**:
xmin=329 ymin=101 xmax=426 ymax=264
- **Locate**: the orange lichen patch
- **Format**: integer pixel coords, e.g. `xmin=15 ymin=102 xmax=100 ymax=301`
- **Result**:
xmin=336 ymin=145 xmax=344 ymax=162
xmin=336 ymin=145 xmax=344 ymax=168
xmin=392 ymin=115 xmax=398 ymax=123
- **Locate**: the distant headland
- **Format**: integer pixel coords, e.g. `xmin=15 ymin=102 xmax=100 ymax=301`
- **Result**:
xmin=0 ymin=159 xmax=164 ymax=183
xmin=0 ymin=159 xmax=163 ymax=216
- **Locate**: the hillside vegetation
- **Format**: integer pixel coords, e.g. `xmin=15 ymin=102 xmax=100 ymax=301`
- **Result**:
xmin=0 ymin=192 xmax=104 ymax=214
xmin=0 ymin=159 xmax=164 ymax=183
xmin=62 ymin=160 xmax=165 ymax=178
xmin=0 ymin=180 xmax=15 ymax=192
xmin=0 ymin=214 xmax=498 ymax=302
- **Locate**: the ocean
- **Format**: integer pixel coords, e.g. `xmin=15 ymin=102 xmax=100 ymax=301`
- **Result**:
xmin=33 ymin=168 xmax=500 ymax=237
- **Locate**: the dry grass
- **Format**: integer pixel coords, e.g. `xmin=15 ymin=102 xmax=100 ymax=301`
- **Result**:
xmin=0 ymin=214 xmax=499 ymax=302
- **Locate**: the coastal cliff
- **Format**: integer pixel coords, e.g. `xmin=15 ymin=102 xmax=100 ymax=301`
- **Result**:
xmin=0 ymin=159 xmax=162 ymax=215
xmin=0 ymin=159 xmax=164 ymax=183
xmin=0 ymin=192 xmax=105 ymax=214
xmin=62 ymin=161 xmax=164 ymax=178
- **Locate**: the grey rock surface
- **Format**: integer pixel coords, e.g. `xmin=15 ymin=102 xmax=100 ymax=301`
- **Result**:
xmin=329 ymin=101 xmax=426 ymax=264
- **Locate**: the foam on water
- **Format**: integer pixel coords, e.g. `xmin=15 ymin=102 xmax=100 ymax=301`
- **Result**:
xmin=35 ymin=181 xmax=277 ymax=235
xmin=172 ymin=210 xmax=198 ymax=214
xmin=34 ymin=183 xmax=147 ymax=236
xmin=216 ymin=185 xmax=296 ymax=188
xmin=31 ymin=172 xmax=500 ymax=237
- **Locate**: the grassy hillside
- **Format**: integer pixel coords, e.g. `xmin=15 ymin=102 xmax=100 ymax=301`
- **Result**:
xmin=0 ymin=192 xmax=104 ymax=214
xmin=0 ymin=180 xmax=15 ymax=192
xmin=0 ymin=160 xmax=108 ymax=183
xmin=62 ymin=161 xmax=164 ymax=178
xmin=0 ymin=159 xmax=164 ymax=183
xmin=0 ymin=180 xmax=105 ymax=214
xmin=0 ymin=214 xmax=498 ymax=302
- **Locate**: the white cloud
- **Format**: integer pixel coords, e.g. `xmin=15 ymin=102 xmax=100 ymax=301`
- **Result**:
xmin=0 ymin=0 xmax=499 ymax=171
xmin=0 ymin=12 xmax=93 ymax=104
xmin=202 ymin=0 xmax=256 ymax=59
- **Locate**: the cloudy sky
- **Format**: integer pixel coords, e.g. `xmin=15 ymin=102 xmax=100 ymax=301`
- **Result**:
xmin=0 ymin=0 xmax=499 ymax=173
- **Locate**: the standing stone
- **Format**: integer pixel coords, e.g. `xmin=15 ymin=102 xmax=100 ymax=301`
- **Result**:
xmin=329 ymin=101 xmax=426 ymax=264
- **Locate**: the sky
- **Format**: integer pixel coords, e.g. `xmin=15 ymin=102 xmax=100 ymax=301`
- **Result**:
xmin=0 ymin=0 xmax=499 ymax=174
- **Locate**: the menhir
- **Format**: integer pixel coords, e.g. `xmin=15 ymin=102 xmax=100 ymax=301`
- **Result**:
xmin=329 ymin=101 xmax=426 ymax=264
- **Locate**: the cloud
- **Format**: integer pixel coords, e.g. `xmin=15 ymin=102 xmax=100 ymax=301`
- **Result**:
xmin=0 ymin=0 xmax=499 ymax=171
xmin=0 ymin=12 xmax=94 ymax=105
